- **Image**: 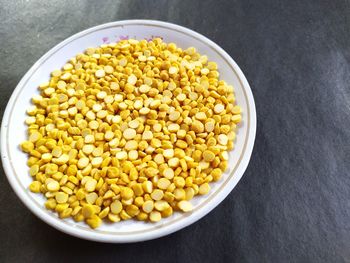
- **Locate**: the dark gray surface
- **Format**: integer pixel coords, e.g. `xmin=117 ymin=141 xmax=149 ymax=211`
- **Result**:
xmin=1 ymin=0 xmax=350 ymax=262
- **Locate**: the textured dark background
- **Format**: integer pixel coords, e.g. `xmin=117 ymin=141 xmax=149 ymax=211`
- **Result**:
xmin=1 ymin=0 xmax=350 ymax=262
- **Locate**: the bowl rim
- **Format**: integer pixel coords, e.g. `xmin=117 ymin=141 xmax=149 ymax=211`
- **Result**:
xmin=1 ymin=19 xmax=256 ymax=243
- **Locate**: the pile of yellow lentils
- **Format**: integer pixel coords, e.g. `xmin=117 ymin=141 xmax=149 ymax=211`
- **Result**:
xmin=20 ymin=38 xmax=241 ymax=228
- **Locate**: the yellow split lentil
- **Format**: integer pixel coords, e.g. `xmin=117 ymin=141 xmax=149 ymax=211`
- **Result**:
xmin=21 ymin=38 xmax=241 ymax=228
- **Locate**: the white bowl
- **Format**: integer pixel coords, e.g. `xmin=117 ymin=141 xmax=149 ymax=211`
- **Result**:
xmin=1 ymin=20 xmax=256 ymax=243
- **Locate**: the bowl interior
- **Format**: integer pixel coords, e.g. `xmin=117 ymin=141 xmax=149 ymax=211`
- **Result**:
xmin=2 ymin=20 xmax=254 ymax=242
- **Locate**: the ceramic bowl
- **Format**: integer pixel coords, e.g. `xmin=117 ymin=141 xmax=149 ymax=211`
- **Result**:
xmin=1 ymin=20 xmax=256 ymax=243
